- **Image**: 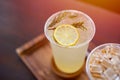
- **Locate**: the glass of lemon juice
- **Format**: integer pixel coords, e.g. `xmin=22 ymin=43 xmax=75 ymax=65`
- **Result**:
xmin=44 ymin=10 xmax=95 ymax=74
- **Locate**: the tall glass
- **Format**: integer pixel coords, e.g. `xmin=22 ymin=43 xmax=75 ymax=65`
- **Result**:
xmin=44 ymin=10 xmax=95 ymax=74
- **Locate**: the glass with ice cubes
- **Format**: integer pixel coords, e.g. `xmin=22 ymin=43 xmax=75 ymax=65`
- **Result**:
xmin=86 ymin=43 xmax=120 ymax=80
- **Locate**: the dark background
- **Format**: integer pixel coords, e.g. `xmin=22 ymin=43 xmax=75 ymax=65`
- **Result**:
xmin=0 ymin=0 xmax=120 ymax=80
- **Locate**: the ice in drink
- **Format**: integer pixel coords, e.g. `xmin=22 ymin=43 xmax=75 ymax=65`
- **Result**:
xmin=86 ymin=43 xmax=120 ymax=80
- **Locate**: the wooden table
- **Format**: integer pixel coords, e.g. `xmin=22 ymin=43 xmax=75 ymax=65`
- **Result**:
xmin=0 ymin=0 xmax=120 ymax=80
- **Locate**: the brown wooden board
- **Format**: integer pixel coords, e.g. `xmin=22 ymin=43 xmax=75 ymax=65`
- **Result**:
xmin=16 ymin=34 xmax=92 ymax=80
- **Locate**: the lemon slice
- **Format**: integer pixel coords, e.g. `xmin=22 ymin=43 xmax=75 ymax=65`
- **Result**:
xmin=53 ymin=24 xmax=79 ymax=46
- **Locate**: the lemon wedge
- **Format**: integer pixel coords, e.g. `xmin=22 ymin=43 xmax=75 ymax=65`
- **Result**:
xmin=53 ymin=24 xmax=79 ymax=46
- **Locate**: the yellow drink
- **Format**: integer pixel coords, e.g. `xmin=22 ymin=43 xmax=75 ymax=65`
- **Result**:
xmin=51 ymin=43 xmax=88 ymax=73
xmin=44 ymin=10 xmax=95 ymax=73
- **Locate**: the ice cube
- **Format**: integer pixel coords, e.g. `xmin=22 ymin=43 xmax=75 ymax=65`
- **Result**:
xmin=89 ymin=55 xmax=96 ymax=64
xmin=90 ymin=65 xmax=103 ymax=74
xmin=116 ymin=52 xmax=120 ymax=58
xmin=111 ymin=56 xmax=120 ymax=65
xmin=116 ymin=64 xmax=120 ymax=72
xmin=94 ymin=58 xmax=101 ymax=64
xmin=103 ymin=53 xmax=112 ymax=60
xmin=93 ymin=51 xmax=101 ymax=58
xmin=115 ymin=76 xmax=120 ymax=80
xmin=92 ymin=73 xmax=103 ymax=79
xmin=113 ymin=66 xmax=120 ymax=74
xmin=105 ymin=46 xmax=111 ymax=53
xmin=104 ymin=68 xmax=117 ymax=80
xmin=92 ymin=72 xmax=107 ymax=80
xmin=101 ymin=58 xmax=112 ymax=68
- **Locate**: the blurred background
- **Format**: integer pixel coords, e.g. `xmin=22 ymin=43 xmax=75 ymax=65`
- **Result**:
xmin=0 ymin=0 xmax=120 ymax=80
xmin=79 ymin=0 xmax=120 ymax=14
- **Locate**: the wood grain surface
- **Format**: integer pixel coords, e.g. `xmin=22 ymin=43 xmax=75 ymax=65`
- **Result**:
xmin=16 ymin=34 xmax=89 ymax=80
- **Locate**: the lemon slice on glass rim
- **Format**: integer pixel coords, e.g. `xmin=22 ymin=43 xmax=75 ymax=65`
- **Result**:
xmin=53 ymin=24 xmax=80 ymax=46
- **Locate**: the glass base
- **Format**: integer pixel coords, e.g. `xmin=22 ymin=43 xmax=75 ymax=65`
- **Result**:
xmin=51 ymin=58 xmax=85 ymax=78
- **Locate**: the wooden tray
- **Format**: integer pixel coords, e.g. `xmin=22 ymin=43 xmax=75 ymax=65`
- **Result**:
xmin=16 ymin=34 xmax=92 ymax=80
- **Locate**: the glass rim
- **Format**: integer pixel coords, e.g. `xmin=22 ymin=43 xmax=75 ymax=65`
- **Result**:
xmin=86 ymin=43 xmax=120 ymax=80
xmin=44 ymin=9 xmax=96 ymax=48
